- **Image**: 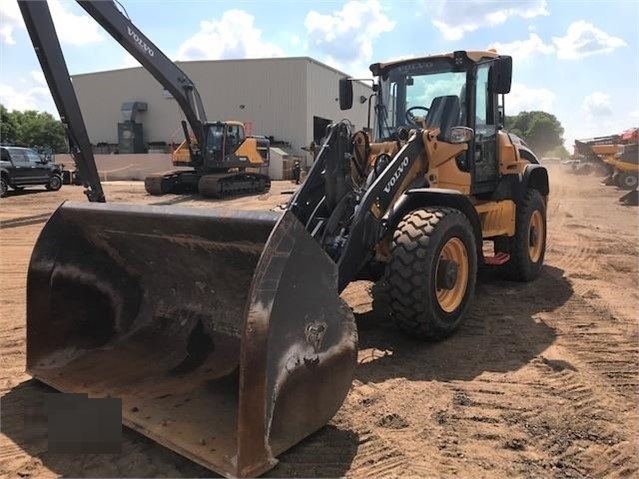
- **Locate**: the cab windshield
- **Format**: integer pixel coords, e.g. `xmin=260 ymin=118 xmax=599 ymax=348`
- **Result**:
xmin=377 ymin=59 xmax=467 ymax=140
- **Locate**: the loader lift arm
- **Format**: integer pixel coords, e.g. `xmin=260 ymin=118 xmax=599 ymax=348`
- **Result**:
xmin=289 ymin=121 xmax=431 ymax=291
xmin=76 ymin=0 xmax=207 ymax=162
xmin=18 ymin=0 xmax=105 ymax=202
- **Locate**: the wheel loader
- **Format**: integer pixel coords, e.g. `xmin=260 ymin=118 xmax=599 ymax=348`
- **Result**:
xmin=19 ymin=2 xmax=548 ymax=476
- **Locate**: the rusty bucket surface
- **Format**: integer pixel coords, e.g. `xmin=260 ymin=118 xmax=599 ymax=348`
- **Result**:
xmin=27 ymin=202 xmax=357 ymax=477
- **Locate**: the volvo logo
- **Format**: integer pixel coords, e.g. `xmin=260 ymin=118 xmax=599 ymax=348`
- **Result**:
xmin=383 ymin=156 xmax=410 ymax=193
xmin=127 ymin=27 xmax=154 ymax=57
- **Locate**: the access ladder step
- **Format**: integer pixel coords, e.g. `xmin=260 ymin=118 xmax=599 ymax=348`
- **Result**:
xmin=484 ymin=252 xmax=510 ymax=265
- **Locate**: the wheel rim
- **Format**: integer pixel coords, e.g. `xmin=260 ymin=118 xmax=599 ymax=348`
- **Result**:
xmin=623 ymin=175 xmax=638 ymax=189
xmin=51 ymin=177 xmax=61 ymax=189
xmin=435 ymin=237 xmax=469 ymax=313
xmin=528 ymin=210 xmax=544 ymax=263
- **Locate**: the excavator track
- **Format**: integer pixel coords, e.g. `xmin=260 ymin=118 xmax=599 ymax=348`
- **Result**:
xmin=144 ymin=170 xmax=203 ymax=195
xmin=144 ymin=174 xmax=168 ymax=195
xmin=198 ymin=172 xmax=271 ymax=198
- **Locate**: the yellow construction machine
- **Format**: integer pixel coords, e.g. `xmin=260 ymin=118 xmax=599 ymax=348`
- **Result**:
xmin=20 ymin=1 xmax=548 ymax=476
xmin=149 ymin=119 xmax=271 ymax=197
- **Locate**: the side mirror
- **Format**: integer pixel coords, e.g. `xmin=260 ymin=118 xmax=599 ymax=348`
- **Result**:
xmin=491 ymin=56 xmax=512 ymax=94
xmin=339 ymin=77 xmax=353 ymax=110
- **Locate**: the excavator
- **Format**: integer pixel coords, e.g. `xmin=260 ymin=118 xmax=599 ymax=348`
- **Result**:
xmin=20 ymin=1 xmax=548 ymax=476
xmin=75 ymin=0 xmax=272 ymax=198
xmin=572 ymin=130 xmax=638 ymax=205
xmin=572 ymin=134 xmax=620 ymax=178
xmin=616 ymin=128 xmax=639 ymax=205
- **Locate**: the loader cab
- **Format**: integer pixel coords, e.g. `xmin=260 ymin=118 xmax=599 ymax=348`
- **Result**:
xmin=340 ymin=51 xmax=512 ymax=195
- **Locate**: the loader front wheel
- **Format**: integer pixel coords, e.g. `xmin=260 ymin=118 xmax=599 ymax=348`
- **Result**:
xmin=381 ymin=207 xmax=477 ymax=341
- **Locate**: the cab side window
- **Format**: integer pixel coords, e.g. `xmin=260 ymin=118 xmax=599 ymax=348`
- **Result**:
xmin=9 ymin=149 xmax=27 ymax=163
xmin=226 ymin=125 xmax=245 ymax=151
xmin=475 ymin=65 xmax=492 ymax=129
xmin=26 ymin=150 xmax=43 ymax=164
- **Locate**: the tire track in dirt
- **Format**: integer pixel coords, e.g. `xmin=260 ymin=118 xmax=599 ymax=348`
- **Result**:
xmin=335 ymin=251 xmax=637 ymax=478
xmin=542 ymin=295 xmax=639 ymax=400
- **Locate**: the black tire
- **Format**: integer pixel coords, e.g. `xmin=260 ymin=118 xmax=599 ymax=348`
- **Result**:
xmin=617 ymin=172 xmax=638 ymax=191
xmin=46 ymin=174 xmax=63 ymax=191
xmin=379 ymin=207 xmax=477 ymax=341
xmin=0 ymin=177 xmax=7 ymax=198
xmin=496 ymin=188 xmax=547 ymax=282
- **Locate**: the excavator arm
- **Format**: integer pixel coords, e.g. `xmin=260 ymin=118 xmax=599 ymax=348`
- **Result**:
xmin=18 ymin=0 xmax=105 ymax=202
xmin=76 ymin=0 xmax=207 ymax=158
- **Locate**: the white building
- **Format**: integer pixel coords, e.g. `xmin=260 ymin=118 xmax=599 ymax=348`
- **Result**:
xmin=71 ymin=57 xmax=373 ymax=179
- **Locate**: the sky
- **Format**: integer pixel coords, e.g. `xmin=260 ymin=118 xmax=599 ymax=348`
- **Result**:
xmin=0 ymin=0 xmax=638 ymax=150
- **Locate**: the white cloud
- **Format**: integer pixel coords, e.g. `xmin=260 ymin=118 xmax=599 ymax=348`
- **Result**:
xmin=489 ymin=33 xmax=554 ymax=60
xmin=553 ymin=21 xmax=626 ymax=60
xmin=121 ymin=53 xmax=141 ymax=69
xmin=305 ymin=0 xmax=395 ymax=68
xmin=430 ymin=0 xmax=548 ymax=41
xmin=629 ymin=110 xmax=639 ymax=120
xmin=0 ymin=0 xmax=21 ymax=44
xmin=0 ymin=0 xmax=102 ymax=46
xmin=582 ymin=91 xmax=613 ymax=117
xmin=0 ymin=82 xmax=55 ymax=113
xmin=177 ymin=10 xmax=284 ymax=60
xmin=30 ymin=70 xmax=47 ymax=86
xmin=507 ymin=83 xmax=556 ymax=114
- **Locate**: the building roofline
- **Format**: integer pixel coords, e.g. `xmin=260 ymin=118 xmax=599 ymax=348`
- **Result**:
xmin=71 ymin=56 xmax=371 ymax=85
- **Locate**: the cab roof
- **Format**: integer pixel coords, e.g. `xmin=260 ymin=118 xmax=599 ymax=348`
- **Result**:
xmin=371 ymin=50 xmax=500 ymax=76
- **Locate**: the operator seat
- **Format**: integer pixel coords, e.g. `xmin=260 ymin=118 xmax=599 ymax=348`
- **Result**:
xmin=424 ymin=95 xmax=461 ymax=140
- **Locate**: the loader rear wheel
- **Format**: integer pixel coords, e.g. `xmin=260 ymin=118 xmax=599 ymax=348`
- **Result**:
xmin=496 ymin=188 xmax=547 ymax=282
xmin=381 ymin=207 xmax=477 ymax=340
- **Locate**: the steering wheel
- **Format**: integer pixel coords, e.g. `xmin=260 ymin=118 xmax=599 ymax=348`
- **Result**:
xmin=406 ymin=106 xmax=430 ymax=126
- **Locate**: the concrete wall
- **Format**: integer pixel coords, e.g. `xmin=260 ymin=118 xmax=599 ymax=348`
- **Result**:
xmin=71 ymin=57 xmax=371 ymax=157
xmin=58 ymin=152 xmax=290 ymax=181
xmin=57 ymin=153 xmax=173 ymax=181
xmin=306 ymin=59 xmax=372 ymax=137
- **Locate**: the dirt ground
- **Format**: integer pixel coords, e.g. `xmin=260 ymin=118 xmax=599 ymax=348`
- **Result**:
xmin=1 ymin=170 xmax=637 ymax=478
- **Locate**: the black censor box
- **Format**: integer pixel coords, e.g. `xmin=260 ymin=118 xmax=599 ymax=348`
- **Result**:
xmin=46 ymin=393 xmax=122 ymax=454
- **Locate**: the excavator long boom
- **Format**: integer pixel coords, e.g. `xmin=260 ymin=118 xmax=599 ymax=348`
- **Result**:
xmin=18 ymin=4 xmax=356 ymax=477
xmin=76 ymin=0 xmax=207 ymax=155
xmin=18 ymin=0 xmax=105 ymax=202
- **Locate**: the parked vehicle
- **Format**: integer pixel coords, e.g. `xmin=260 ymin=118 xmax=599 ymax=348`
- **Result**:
xmin=0 ymin=146 xmax=64 ymax=197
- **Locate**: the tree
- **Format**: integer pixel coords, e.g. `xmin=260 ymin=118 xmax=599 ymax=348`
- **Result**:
xmin=0 ymin=105 xmax=68 ymax=153
xmin=0 ymin=105 xmax=18 ymax=145
xmin=505 ymin=111 xmax=567 ymax=157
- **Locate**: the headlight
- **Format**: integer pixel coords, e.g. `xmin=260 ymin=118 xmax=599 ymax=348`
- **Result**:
xmin=449 ymin=126 xmax=474 ymax=144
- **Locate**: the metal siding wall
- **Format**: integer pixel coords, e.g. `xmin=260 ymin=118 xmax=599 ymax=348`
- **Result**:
xmin=306 ymin=60 xmax=372 ymax=143
xmin=72 ymin=58 xmax=309 ymax=153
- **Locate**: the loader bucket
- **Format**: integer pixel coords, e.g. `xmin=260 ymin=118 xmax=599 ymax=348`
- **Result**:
xmin=26 ymin=202 xmax=357 ymax=477
xmin=619 ymin=189 xmax=639 ymax=206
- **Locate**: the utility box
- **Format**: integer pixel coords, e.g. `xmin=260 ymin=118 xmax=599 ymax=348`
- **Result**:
xmin=117 ymin=122 xmax=145 ymax=153
xmin=117 ymin=101 xmax=147 ymax=153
